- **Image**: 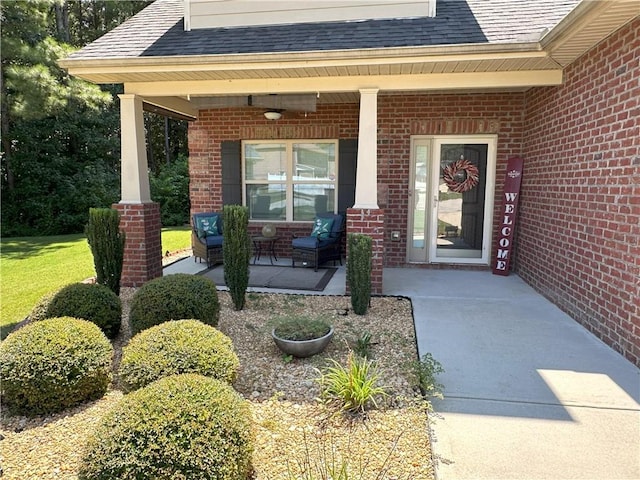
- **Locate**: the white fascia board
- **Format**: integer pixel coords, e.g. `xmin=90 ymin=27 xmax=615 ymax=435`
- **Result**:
xmin=60 ymin=42 xmax=547 ymax=74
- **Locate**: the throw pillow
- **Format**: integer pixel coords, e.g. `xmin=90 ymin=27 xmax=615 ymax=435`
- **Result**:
xmin=310 ymin=217 xmax=334 ymax=239
xmin=196 ymin=215 xmax=219 ymax=238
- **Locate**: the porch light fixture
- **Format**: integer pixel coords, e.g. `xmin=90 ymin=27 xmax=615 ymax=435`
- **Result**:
xmin=264 ymin=110 xmax=282 ymax=120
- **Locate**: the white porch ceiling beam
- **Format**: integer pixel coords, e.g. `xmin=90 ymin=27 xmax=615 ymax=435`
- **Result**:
xmin=143 ymin=96 xmax=199 ymax=120
xmin=124 ymin=70 xmax=563 ymax=97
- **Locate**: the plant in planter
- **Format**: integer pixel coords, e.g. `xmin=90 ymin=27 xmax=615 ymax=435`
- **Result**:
xmin=270 ymin=314 xmax=334 ymax=358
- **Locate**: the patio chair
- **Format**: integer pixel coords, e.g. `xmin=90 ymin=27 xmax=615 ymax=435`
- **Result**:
xmin=191 ymin=212 xmax=224 ymax=268
xmin=291 ymin=213 xmax=344 ymax=271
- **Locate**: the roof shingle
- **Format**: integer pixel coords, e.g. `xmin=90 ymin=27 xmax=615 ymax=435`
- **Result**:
xmin=67 ymin=0 xmax=580 ymax=60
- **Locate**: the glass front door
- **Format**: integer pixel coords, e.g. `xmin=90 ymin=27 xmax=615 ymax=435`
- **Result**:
xmin=408 ymin=136 xmax=496 ymax=264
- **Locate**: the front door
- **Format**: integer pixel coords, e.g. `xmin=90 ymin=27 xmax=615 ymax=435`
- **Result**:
xmin=408 ymin=135 xmax=496 ymax=264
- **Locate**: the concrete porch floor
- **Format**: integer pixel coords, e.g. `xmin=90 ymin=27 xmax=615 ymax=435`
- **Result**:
xmin=165 ymin=257 xmax=640 ymax=479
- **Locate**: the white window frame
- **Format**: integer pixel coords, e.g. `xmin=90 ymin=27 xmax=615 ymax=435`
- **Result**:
xmin=241 ymin=139 xmax=339 ymax=222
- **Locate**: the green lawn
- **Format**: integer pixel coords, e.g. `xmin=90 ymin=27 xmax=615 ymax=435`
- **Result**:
xmin=0 ymin=226 xmax=191 ymax=337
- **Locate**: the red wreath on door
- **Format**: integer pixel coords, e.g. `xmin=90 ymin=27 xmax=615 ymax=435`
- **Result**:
xmin=443 ymin=158 xmax=479 ymax=193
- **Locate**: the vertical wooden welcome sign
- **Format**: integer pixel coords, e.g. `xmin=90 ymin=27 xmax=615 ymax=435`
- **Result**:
xmin=493 ymin=156 xmax=524 ymax=276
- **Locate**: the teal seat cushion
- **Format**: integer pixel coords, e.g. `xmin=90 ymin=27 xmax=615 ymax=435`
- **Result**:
xmin=310 ymin=217 xmax=334 ymax=239
xmin=195 ymin=214 xmax=219 ymax=238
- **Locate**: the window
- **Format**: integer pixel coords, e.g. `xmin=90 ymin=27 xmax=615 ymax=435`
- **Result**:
xmin=243 ymin=140 xmax=338 ymax=221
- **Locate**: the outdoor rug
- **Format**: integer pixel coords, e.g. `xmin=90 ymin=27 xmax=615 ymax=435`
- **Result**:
xmin=199 ymin=265 xmax=337 ymax=291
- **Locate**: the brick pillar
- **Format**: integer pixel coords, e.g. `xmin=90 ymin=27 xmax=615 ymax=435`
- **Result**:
xmin=114 ymin=202 xmax=162 ymax=287
xmin=346 ymin=208 xmax=384 ymax=295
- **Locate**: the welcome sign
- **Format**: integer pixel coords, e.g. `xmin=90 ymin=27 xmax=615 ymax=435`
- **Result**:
xmin=493 ymin=156 xmax=524 ymax=276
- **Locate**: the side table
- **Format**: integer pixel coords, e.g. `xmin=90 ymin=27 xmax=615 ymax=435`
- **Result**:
xmin=251 ymin=236 xmax=280 ymax=265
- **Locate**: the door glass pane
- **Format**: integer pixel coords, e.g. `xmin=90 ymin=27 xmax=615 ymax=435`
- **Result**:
xmin=436 ymin=144 xmax=487 ymax=258
xmin=293 ymin=184 xmax=335 ymax=221
xmin=412 ymin=145 xmax=429 ymax=250
xmin=244 ymin=143 xmax=286 ymax=181
xmin=246 ymin=184 xmax=285 ymax=220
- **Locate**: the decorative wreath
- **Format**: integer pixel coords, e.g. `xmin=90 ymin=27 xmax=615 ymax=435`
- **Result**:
xmin=443 ymin=158 xmax=479 ymax=193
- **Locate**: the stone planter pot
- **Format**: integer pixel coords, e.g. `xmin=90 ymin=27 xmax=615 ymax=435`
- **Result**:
xmin=271 ymin=327 xmax=334 ymax=358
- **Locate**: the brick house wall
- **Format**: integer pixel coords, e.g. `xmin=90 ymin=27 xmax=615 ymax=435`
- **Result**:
xmin=376 ymin=93 xmax=525 ymax=266
xmin=188 ymin=93 xmax=526 ymax=265
xmin=518 ymin=18 xmax=640 ymax=366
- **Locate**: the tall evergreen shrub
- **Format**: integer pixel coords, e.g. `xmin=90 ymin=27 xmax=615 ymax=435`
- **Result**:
xmin=85 ymin=208 xmax=125 ymax=295
xmin=223 ymin=205 xmax=250 ymax=311
xmin=347 ymin=233 xmax=373 ymax=315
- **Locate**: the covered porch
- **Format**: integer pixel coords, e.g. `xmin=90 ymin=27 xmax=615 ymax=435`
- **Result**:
xmin=59 ymin=0 xmax=637 ymax=294
xmin=69 ymin=60 xmax=567 ymax=294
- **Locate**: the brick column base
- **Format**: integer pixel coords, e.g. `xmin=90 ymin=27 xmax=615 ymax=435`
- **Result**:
xmin=346 ymin=208 xmax=384 ymax=295
xmin=113 ymin=202 xmax=162 ymax=287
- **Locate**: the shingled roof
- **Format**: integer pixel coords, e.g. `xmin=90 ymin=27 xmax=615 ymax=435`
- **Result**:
xmin=68 ymin=0 xmax=580 ymax=60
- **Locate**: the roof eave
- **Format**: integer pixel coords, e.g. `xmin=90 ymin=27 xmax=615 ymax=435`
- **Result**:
xmin=59 ymin=41 xmax=547 ymax=78
xmin=541 ymin=0 xmax=639 ymax=67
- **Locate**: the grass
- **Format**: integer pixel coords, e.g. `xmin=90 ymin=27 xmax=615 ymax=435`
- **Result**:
xmin=0 ymin=226 xmax=191 ymax=337
xmin=160 ymin=225 xmax=191 ymax=254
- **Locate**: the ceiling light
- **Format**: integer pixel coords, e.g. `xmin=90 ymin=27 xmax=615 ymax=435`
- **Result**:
xmin=264 ymin=110 xmax=282 ymax=120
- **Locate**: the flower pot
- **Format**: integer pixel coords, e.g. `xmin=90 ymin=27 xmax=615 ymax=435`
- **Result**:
xmin=271 ymin=327 xmax=334 ymax=358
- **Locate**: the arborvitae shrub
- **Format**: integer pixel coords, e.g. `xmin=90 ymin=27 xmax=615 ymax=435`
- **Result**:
xmin=85 ymin=207 xmax=125 ymax=295
xmin=46 ymin=283 xmax=122 ymax=338
xmin=79 ymin=374 xmax=254 ymax=480
xmin=0 ymin=317 xmax=112 ymax=416
xmin=119 ymin=319 xmax=239 ymax=392
xmin=222 ymin=205 xmax=250 ymax=311
xmin=128 ymin=274 xmax=219 ymax=335
xmin=347 ymin=233 xmax=373 ymax=315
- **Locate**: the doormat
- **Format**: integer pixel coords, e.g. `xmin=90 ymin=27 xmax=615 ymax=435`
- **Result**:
xmin=199 ymin=265 xmax=337 ymax=292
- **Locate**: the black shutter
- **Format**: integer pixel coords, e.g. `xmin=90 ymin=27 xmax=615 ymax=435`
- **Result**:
xmin=221 ymin=140 xmax=241 ymax=205
xmin=338 ymin=139 xmax=357 ymax=215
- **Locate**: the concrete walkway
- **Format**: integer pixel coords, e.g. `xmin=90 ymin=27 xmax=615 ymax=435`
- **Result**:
xmin=383 ymin=268 xmax=640 ymax=480
xmin=165 ymin=258 xmax=640 ymax=479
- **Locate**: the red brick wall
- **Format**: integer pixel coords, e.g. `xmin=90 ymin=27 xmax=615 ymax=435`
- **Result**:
xmin=519 ymin=18 xmax=640 ymax=366
xmin=377 ymin=94 xmax=525 ymax=266
xmin=347 ymin=208 xmax=385 ymax=294
xmin=188 ymin=94 xmax=525 ymax=264
xmin=113 ymin=202 xmax=163 ymax=287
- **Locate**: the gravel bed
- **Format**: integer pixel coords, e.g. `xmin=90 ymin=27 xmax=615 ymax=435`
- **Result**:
xmin=0 ymin=287 xmax=435 ymax=480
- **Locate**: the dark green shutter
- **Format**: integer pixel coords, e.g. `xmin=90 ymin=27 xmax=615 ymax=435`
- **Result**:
xmin=338 ymin=139 xmax=357 ymax=215
xmin=222 ymin=140 xmax=241 ymax=205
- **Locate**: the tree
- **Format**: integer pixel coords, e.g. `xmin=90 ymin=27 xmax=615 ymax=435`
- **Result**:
xmin=0 ymin=1 xmax=161 ymax=236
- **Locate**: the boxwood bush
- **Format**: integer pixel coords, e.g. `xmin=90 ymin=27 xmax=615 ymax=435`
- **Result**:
xmin=79 ymin=374 xmax=254 ymax=480
xmin=119 ymin=319 xmax=239 ymax=392
xmin=28 ymin=288 xmax=61 ymax=322
xmin=45 ymin=283 xmax=122 ymax=338
xmin=129 ymin=274 xmax=220 ymax=335
xmin=0 ymin=317 xmax=113 ymax=416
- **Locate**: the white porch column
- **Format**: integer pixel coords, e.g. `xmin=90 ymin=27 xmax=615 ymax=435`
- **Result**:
xmin=118 ymin=94 xmax=151 ymax=203
xmin=353 ymin=88 xmax=379 ymax=209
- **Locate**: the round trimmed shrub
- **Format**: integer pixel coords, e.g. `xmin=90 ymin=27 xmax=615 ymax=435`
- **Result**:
xmin=28 ymin=288 xmax=62 ymax=322
xmin=79 ymin=374 xmax=254 ymax=480
xmin=119 ymin=319 xmax=239 ymax=392
xmin=46 ymin=283 xmax=122 ymax=338
xmin=129 ymin=274 xmax=220 ymax=335
xmin=0 ymin=317 xmax=113 ymax=416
